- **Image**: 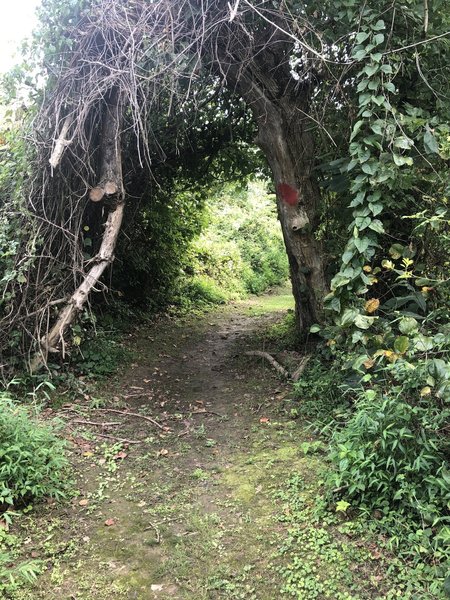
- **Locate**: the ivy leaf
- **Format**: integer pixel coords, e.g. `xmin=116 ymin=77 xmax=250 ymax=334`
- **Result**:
xmin=365 ymin=298 xmax=380 ymax=313
xmin=369 ymin=202 xmax=383 ymax=216
xmin=372 ymin=20 xmax=385 ymax=31
xmin=394 ymin=336 xmax=409 ymax=354
xmin=353 ymin=48 xmax=368 ymax=61
xmin=364 ymin=64 xmax=379 ymax=77
xmin=355 ymin=237 xmax=370 ymax=253
xmin=393 ymin=153 xmax=413 ymax=167
xmin=371 ymin=121 xmax=384 ymax=135
xmin=368 ymin=219 xmax=384 ymax=234
xmin=361 ymin=161 xmax=377 ymax=175
xmin=354 ymin=314 xmax=377 ymax=329
xmin=423 ymin=127 xmax=439 ymax=154
xmin=399 ymin=317 xmax=419 ymax=335
xmin=355 ymin=32 xmax=370 ymax=44
xmin=394 ymin=136 xmax=413 ymax=150
xmin=350 ymin=120 xmax=364 ymax=141
xmin=355 ymin=216 xmax=372 ymax=230
xmin=373 ymin=33 xmax=385 ymax=45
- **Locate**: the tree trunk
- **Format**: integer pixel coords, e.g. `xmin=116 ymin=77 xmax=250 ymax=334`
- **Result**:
xmin=217 ymin=21 xmax=328 ymax=334
xmin=228 ymin=74 xmax=327 ymax=332
xmin=30 ymin=88 xmax=125 ymax=372
xmin=255 ymin=97 xmax=327 ymax=332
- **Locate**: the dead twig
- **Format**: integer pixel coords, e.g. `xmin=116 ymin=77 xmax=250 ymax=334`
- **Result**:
xmin=95 ymin=408 xmax=165 ymax=430
xmin=144 ymin=521 xmax=161 ymax=543
xmin=244 ymin=351 xmax=290 ymax=379
xmin=71 ymin=419 xmax=121 ymax=427
xmin=291 ymin=355 xmax=312 ymax=382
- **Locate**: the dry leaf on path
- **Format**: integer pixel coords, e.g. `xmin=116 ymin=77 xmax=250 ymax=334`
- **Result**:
xmin=113 ymin=451 xmax=128 ymax=460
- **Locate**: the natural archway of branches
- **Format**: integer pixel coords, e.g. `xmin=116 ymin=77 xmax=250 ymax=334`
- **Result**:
xmin=1 ymin=0 xmax=448 ymax=372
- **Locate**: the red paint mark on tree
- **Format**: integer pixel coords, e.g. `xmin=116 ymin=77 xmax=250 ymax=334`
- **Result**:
xmin=277 ymin=183 xmax=299 ymax=206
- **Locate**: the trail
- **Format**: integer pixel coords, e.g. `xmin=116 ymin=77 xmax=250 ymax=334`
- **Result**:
xmin=17 ymin=290 xmax=396 ymax=600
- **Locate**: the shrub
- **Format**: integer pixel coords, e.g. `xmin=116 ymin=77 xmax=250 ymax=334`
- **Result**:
xmin=291 ymin=357 xmax=351 ymax=432
xmin=330 ymin=388 xmax=449 ymax=528
xmin=0 ymin=394 xmax=69 ymax=506
xmin=181 ymin=274 xmax=229 ymax=305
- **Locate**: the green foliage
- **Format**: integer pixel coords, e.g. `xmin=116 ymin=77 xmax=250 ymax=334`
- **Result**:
xmin=0 ymin=393 xmax=69 ymax=506
xmin=181 ymin=180 xmax=288 ymax=306
xmin=291 ymin=358 xmax=351 ymax=432
xmin=299 ymin=0 xmax=450 ymax=576
xmin=331 ymin=388 xmax=449 ymax=544
xmin=276 ymin=475 xmax=444 ymax=599
xmin=71 ymin=327 xmax=131 ymax=378
xmin=0 ymin=528 xmax=42 ymax=596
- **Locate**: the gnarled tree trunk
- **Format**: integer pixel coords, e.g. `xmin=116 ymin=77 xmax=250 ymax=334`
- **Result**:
xmin=254 ymin=97 xmax=327 ymax=332
xmin=221 ymin=33 xmax=327 ymax=332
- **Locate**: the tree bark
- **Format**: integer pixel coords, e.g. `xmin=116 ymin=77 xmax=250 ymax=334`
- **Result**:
xmin=225 ymin=76 xmax=327 ymax=333
xmin=253 ymin=96 xmax=327 ymax=332
xmin=216 ymin=21 xmax=328 ymax=334
xmin=30 ymin=88 xmax=125 ymax=372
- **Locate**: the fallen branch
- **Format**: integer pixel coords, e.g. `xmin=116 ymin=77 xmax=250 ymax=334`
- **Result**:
xmin=244 ymin=351 xmax=290 ymax=379
xmin=71 ymin=419 xmax=121 ymax=427
xmin=96 ymin=408 xmax=165 ymax=430
xmin=244 ymin=351 xmax=312 ymax=381
xmin=291 ymin=355 xmax=312 ymax=382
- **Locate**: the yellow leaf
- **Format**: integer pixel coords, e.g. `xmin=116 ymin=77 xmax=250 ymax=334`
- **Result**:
xmin=363 ymin=265 xmax=372 ymax=273
xmin=381 ymin=259 xmax=395 ymax=270
xmin=420 ymin=386 xmax=432 ymax=397
xmin=384 ymin=350 xmax=399 ymax=363
xmin=365 ymin=298 xmax=380 ymax=314
xmin=363 ymin=359 xmax=375 ymax=369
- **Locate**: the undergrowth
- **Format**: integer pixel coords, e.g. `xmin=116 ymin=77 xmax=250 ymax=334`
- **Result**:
xmin=276 ymin=474 xmax=447 ymax=599
xmin=290 ymin=351 xmax=450 ymax=597
xmin=0 ymin=393 xmax=69 ymax=596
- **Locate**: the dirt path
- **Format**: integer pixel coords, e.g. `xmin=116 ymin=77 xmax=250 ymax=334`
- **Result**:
xmin=14 ymin=291 xmax=404 ymax=600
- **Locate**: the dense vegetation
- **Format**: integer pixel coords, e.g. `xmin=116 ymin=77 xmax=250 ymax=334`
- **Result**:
xmin=0 ymin=0 xmax=449 ymax=596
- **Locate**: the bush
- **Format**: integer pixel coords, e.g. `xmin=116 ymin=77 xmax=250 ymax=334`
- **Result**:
xmin=181 ymin=274 xmax=229 ymax=306
xmin=0 ymin=394 xmax=69 ymax=506
xmin=330 ymin=388 xmax=449 ymax=529
xmin=291 ymin=357 xmax=351 ymax=432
